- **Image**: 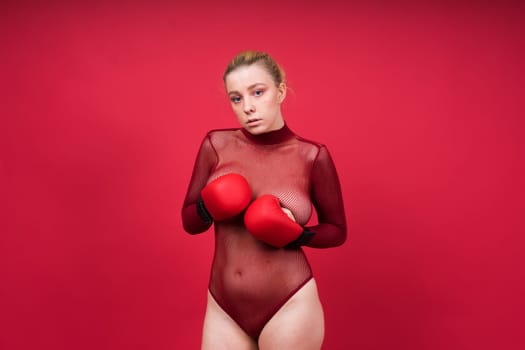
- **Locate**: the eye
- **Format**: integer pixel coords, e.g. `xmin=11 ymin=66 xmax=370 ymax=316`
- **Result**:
xmin=230 ymin=96 xmax=241 ymax=104
xmin=254 ymin=89 xmax=264 ymax=97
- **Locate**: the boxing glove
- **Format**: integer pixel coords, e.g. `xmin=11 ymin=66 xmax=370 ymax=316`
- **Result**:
xmin=244 ymin=194 xmax=313 ymax=248
xmin=199 ymin=173 xmax=252 ymax=222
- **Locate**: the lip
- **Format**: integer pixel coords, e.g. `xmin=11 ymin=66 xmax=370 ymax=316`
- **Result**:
xmin=247 ymin=119 xmax=262 ymax=127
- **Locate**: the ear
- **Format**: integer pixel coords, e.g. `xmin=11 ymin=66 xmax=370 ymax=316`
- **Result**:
xmin=277 ymin=82 xmax=287 ymax=103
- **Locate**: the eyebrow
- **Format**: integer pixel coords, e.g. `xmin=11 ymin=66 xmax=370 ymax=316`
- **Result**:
xmin=227 ymin=83 xmax=267 ymax=96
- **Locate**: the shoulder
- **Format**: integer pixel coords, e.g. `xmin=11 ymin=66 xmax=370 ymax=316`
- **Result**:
xmin=294 ymin=134 xmax=326 ymax=148
xmin=202 ymin=127 xmax=243 ymax=151
xmin=292 ymin=132 xmax=328 ymax=154
xmin=289 ymin=131 xmax=332 ymax=166
xmin=205 ymin=127 xmax=241 ymax=139
xmin=200 ymin=127 xmax=241 ymax=143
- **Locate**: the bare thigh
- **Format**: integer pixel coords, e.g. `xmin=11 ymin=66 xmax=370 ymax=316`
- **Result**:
xmin=258 ymin=278 xmax=325 ymax=350
xmin=201 ymin=291 xmax=258 ymax=350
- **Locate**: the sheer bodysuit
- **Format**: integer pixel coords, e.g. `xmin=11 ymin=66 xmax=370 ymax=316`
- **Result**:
xmin=181 ymin=124 xmax=346 ymax=340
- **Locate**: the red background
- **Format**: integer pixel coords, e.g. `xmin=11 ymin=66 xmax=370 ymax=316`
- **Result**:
xmin=2 ymin=1 xmax=524 ymax=349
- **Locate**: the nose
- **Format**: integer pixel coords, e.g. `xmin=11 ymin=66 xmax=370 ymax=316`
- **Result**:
xmin=243 ymin=97 xmax=255 ymax=114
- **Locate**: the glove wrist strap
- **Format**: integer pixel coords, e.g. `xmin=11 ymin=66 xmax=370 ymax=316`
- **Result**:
xmin=286 ymin=228 xmax=315 ymax=248
xmin=196 ymin=198 xmax=213 ymax=225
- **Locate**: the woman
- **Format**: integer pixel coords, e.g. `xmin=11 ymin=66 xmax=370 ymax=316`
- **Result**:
xmin=181 ymin=51 xmax=347 ymax=350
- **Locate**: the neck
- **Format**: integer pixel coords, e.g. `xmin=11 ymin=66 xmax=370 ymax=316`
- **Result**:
xmin=241 ymin=123 xmax=294 ymax=145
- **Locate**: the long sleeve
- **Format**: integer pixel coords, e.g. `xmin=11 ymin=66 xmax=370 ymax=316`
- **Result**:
xmin=304 ymin=145 xmax=347 ymax=248
xmin=181 ymin=134 xmax=218 ymax=234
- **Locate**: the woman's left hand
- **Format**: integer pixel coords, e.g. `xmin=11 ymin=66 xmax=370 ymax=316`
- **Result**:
xmin=281 ymin=207 xmax=296 ymax=222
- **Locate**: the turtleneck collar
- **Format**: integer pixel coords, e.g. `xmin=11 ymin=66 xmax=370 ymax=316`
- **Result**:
xmin=240 ymin=123 xmax=295 ymax=145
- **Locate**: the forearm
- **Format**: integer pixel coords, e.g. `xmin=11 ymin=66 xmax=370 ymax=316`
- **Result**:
xmin=181 ymin=202 xmax=213 ymax=234
xmin=304 ymin=145 xmax=347 ymax=248
xmin=303 ymin=222 xmax=347 ymax=248
xmin=181 ymin=133 xmax=217 ymax=235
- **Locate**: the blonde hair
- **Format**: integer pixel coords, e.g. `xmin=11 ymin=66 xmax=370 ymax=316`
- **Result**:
xmin=223 ymin=50 xmax=286 ymax=86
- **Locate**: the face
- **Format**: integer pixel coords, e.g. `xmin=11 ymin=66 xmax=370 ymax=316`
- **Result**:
xmin=225 ymin=64 xmax=287 ymax=135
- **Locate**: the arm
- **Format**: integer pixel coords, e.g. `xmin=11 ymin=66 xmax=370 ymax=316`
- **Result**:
xmin=245 ymin=145 xmax=347 ymax=249
xmin=302 ymin=145 xmax=347 ymax=248
xmin=181 ymin=134 xmax=218 ymax=234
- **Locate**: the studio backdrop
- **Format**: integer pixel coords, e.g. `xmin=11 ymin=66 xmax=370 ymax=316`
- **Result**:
xmin=2 ymin=1 xmax=524 ymax=349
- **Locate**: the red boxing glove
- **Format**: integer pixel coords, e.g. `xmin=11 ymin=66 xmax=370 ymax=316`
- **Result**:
xmin=200 ymin=173 xmax=252 ymax=221
xmin=244 ymin=194 xmax=304 ymax=248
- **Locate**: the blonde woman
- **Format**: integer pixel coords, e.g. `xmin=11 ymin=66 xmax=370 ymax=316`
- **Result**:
xmin=182 ymin=50 xmax=347 ymax=350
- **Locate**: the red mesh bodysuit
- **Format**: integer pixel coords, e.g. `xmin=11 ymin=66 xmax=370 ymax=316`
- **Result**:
xmin=181 ymin=124 xmax=346 ymax=340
